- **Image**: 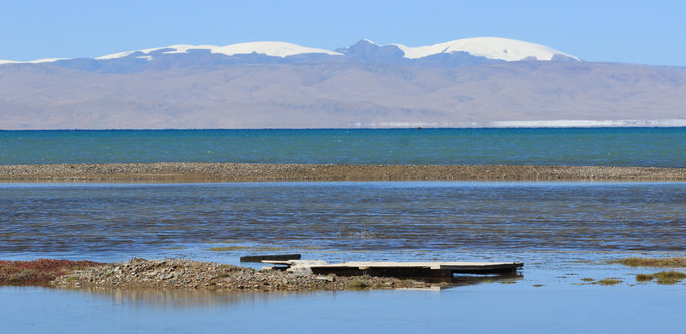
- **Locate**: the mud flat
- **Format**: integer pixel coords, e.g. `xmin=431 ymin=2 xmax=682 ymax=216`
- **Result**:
xmin=1 ymin=163 xmax=685 ymax=182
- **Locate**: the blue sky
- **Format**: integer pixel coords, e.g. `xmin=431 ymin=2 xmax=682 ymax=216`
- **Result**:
xmin=1 ymin=0 xmax=685 ymax=66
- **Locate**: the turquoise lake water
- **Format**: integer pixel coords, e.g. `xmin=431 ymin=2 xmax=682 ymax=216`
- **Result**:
xmin=2 ymin=127 xmax=686 ymax=166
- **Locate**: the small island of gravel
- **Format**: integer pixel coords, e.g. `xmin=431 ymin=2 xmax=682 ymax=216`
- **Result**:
xmin=1 ymin=258 xmax=450 ymax=291
xmin=54 ymin=258 xmax=453 ymax=291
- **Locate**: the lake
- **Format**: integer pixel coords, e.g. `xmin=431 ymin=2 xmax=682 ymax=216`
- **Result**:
xmin=2 ymin=127 xmax=686 ymax=166
xmin=2 ymin=128 xmax=686 ymax=332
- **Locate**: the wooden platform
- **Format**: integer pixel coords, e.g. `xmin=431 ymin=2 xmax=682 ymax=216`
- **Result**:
xmin=263 ymin=260 xmax=523 ymax=278
xmin=240 ymin=253 xmax=301 ymax=263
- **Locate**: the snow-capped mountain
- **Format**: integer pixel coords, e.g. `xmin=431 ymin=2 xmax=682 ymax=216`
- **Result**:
xmin=94 ymin=37 xmax=578 ymax=62
xmin=1 ymin=38 xmax=684 ymax=130
xmin=390 ymin=37 xmax=579 ymax=61
xmin=0 ymin=58 xmax=67 ymax=64
xmin=96 ymin=41 xmax=343 ymax=60
xmin=0 ymin=37 xmax=578 ymax=69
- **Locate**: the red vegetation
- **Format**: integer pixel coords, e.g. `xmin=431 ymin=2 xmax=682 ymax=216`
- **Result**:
xmin=0 ymin=259 xmax=104 ymax=286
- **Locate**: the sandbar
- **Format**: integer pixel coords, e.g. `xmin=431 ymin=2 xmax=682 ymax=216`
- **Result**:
xmin=0 ymin=163 xmax=685 ymax=182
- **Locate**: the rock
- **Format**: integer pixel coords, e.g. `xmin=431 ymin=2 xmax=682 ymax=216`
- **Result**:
xmin=286 ymin=260 xmax=328 ymax=276
xmin=315 ymin=275 xmax=335 ymax=282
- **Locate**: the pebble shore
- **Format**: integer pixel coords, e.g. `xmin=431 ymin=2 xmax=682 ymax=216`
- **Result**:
xmin=1 ymin=162 xmax=685 ymax=182
xmin=52 ymin=258 xmax=447 ymax=291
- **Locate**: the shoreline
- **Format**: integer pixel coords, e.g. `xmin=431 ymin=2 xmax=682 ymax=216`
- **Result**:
xmin=1 ymin=162 xmax=685 ymax=182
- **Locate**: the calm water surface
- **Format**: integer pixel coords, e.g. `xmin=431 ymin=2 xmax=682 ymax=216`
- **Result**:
xmin=2 ymin=284 xmax=685 ymax=333
xmin=2 ymin=128 xmax=686 ymax=166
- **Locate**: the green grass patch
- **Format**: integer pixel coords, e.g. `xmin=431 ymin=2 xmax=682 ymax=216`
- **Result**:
xmin=633 ymin=271 xmax=685 ymax=284
xmin=611 ymin=257 xmax=686 ymax=268
xmin=635 ymin=274 xmax=654 ymax=282
xmin=653 ymin=271 xmax=686 ymax=280
xmin=217 ymin=273 xmax=230 ymax=278
xmin=654 ymin=271 xmax=686 ymax=285
xmin=595 ymin=278 xmax=623 ymax=286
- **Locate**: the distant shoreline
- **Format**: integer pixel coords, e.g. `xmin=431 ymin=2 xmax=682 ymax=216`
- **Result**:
xmin=1 ymin=163 xmax=685 ymax=183
xmin=2 ymin=124 xmax=686 ymax=130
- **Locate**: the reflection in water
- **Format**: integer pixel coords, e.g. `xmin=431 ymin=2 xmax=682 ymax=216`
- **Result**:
xmin=449 ymin=272 xmax=523 ymax=287
xmin=4 ymin=278 xmax=686 ymax=333
xmin=59 ymin=272 xmax=523 ymax=308
xmin=75 ymin=287 xmax=304 ymax=308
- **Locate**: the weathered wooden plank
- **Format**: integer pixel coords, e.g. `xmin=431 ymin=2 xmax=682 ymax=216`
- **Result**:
xmin=239 ymin=253 xmax=301 ymax=263
xmin=310 ymin=266 xmax=454 ymax=278
xmin=309 ymin=261 xmax=523 ymax=277
xmin=258 ymin=259 xmax=523 ymax=277
xmin=261 ymin=260 xmax=292 ymax=265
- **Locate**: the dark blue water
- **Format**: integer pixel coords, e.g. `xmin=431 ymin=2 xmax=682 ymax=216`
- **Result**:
xmin=2 ymin=128 xmax=686 ymax=166
xmin=2 ymin=182 xmax=685 ymax=261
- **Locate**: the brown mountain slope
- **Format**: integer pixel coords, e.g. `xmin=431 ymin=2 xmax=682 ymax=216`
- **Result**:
xmin=1 ymin=61 xmax=685 ymax=129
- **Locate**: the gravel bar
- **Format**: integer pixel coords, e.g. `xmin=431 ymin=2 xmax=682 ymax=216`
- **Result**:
xmin=52 ymin=258 xmax=448 ymax=291
xmin=1 ymin=163 xmax=685 ymax=182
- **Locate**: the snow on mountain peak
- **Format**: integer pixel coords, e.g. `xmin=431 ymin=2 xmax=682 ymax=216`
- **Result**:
xmin=0 ymin=58 xmax=66 ymax=64
xmin=217 ymin=41 xmax=343 ymax=57
xmin=96 ymin=41 xmax=343 ymax=60
xmin=2 ymin=37 xmax=578 ymax=65
xmin=360 ymin=39 xmax=378 ymax=45
xmin=391 ymin=37 xmax=579 ymax=61
xmin=29 ymin=58 xmax=69 ymax=63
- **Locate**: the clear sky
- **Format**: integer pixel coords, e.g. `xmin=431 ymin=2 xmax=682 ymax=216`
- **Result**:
xmin=1 ymin=0 xmax=685 ymax=66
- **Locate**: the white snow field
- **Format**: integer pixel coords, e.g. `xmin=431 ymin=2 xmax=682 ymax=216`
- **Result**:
xmin=391 ymin=37 xmax=579 ymax=61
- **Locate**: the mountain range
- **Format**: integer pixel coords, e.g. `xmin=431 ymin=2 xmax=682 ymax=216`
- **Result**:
xmin=1 ymin=37 xmax=684 ymax=129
